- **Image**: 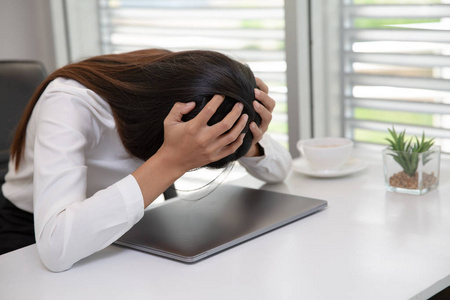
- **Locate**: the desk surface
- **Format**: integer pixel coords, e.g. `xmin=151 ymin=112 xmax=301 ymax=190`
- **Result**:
xmin=1 ymin=147 xmax=449 ymax=300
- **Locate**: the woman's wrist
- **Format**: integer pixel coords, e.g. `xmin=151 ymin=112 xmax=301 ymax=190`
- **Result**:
xmin=132 ymin=149 xmax=186 ymax=208
xmin=245 ymin=143 xmax=264 ymax=157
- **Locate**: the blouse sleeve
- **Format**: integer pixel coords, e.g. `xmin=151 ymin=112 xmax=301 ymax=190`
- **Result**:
xmin=238 ymin=134 xmax=292 ymax=183
xmin=32 ymin=92 xmax=144 ymax=272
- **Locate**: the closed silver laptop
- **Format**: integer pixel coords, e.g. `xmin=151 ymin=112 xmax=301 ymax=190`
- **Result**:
xmin=115 ymin=185 xmax=327 ymax=263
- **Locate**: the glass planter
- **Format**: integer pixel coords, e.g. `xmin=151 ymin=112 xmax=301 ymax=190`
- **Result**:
xmin=382 ymin=145 xmax=440 ymax=195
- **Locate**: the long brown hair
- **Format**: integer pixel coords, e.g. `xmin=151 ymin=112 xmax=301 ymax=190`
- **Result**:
xmin=11 ymin=49 xmax=260 ymax=170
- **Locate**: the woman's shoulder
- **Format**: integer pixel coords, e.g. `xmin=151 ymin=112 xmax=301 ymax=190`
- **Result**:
xmin=34 ymin=77 xmax=116 ymax=144
xmin=48 ymin=77 xmax=88 ymax=89
xmin=43 ymin=77 xmax=113 ymax=117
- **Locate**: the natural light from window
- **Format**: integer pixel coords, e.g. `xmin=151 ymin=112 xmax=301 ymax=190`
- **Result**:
xmin=343 ymin=0 xmax=450 ymax=152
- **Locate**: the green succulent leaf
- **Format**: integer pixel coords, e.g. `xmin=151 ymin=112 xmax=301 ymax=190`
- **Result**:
xmin=386 ymin=127 xmax=435 ymax=176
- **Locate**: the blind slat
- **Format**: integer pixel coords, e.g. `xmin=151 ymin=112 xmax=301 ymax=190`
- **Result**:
xmin=108 ymin=35 xmax=283 ymax=51
xmin=99 ymin=0 xmax=282 ymax=9
xmin=109 ymin=46 xmax=285 ymax=61
xmin=347 ymin=29 xmax=450 ymax=43
xmin=345 ymin=4 xmax=450 ymax=18
xmin=348 ymin=52 xmax=450 ymax=68
xmin=348 ymin=74 xmax=450 ymax=92
xmin=347 ymin=119 xmax=450 ymax=139
xmin=346 ymin=97 xmax=450 ymax=114
xmin=107 ymin=27 xmax=284 ymax=40
xmin=107 ymin=8 xmax=284 ymax=20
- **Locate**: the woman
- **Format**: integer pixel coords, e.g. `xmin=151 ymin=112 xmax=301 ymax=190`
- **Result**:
xmin=0 ymin=49 xmax=292 ymax=271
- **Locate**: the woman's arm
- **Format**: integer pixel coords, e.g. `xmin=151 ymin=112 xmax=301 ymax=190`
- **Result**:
xmin=33 ymin=92 xmax=145 ymax=272
xmin=239 ymin=134 xmax=292 ymax=183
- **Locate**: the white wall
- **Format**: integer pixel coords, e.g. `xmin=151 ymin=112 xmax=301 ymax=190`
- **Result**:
xmin=0 ymin=0 xmax=57 ymax=72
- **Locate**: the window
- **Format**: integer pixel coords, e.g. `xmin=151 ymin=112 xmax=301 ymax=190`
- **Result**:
xmin=62 ymin=0 xmax=450 ymax=155
xmin=341 ymin=0 xmax=450 ymax=152
xmin=98 ymin=0 xmax=288 ymax=147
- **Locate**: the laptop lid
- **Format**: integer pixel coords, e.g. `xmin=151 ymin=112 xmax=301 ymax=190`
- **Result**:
xmin=115 ymin=185 xmax=327 ymax=263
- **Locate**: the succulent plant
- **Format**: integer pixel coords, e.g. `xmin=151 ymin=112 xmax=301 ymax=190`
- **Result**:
xmin=385 ymin=127 xmax=435 ymax=177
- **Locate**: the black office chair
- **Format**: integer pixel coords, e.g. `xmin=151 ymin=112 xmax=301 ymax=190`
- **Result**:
xmin=0 ymin=61 xmax=47 ymax=209
xmin=0 ymin=61 xmax=48 ymax=186
xmin=163 ymin=185 xmax=177 ymax=200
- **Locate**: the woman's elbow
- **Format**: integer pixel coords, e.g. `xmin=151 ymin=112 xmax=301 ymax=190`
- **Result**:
xmin=260 ymin=159 xmax=292 ymax=183
xmin=36 ymin=237 xmax=74 ymax=272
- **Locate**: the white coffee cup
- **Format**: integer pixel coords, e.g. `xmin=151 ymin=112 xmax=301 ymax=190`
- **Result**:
xmin=297 ymin=137 xmax=353 ymax=171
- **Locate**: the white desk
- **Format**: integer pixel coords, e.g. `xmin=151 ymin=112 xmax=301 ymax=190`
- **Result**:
xmin=1 ymin=147 xmax=449 ymax=300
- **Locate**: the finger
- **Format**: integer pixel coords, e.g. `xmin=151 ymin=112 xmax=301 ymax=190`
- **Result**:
xmin=216 ymin=113 xmax=248 ymax=148
xmin=218 ymin=133 xmax=246 ymax=158
xmin=165 ymin=102 xmax=196 ymax=124
xmin=193 ymin=95 xmax=225 ymax=125
xmin=254 ymin=89 xmax=275 ymax=113
xmin=255 ymin=77 xmax=269 ymax=94
xmin=249 ymin=122 xmax=263 ymax=143
xmin=253 ymin=100 xmax=272 ymax=132
xmin=210 ymin=102 xmax=244 ymax=136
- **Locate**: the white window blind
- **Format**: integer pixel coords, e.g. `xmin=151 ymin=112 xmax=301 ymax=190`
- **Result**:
xmin=342 ymin=0 xmax=450 ymax=152
xmin=98 ymin=0 xmax=287 ymax=146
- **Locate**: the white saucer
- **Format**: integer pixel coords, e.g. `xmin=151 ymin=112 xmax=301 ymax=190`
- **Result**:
xmin=292 ymin=157 xmax=367 ymax=178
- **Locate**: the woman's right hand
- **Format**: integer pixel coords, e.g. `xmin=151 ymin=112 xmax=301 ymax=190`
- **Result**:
xmin=160 ymin=95 xmax=248 ymax=173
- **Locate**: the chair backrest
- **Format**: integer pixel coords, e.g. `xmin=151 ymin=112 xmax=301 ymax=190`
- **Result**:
xmin=0 ymin=61 xmax=47 ymax=182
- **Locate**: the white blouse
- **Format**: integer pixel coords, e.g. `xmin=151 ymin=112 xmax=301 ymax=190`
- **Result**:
xmin=1 ymin=78 xmax=292 ymax=272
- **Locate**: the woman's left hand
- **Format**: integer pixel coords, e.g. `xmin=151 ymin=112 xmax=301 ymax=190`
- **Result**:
xmin=245 ymin=77 xmax=275 ymax=157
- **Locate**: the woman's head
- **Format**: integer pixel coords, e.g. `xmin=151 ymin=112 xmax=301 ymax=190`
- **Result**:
xmin=11 ymin=49 xmax=261 ymax=170
xmin=123 ymin=50 xmax=261 ymax=168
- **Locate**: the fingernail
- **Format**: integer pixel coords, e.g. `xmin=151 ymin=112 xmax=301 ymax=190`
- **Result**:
xmin=237 ymin=102 xmax=244 ymax=110
xmin=254 ymin=89 xmax=261 ymax=96
xmin=250 ymin=122 xmax=257 ymax=129
xmin=186 ymin=102 xmax=195 ymax=107
xmin=253 ymin=101 xmax=260 ymax=109
xmin=243 ymin=114 xmax=248 ymax=121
